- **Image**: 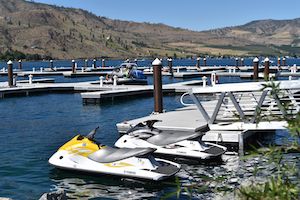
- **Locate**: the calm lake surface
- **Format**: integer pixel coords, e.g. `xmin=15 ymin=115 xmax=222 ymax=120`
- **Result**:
xmin=0 ymin=59 xmax=299 ymax=199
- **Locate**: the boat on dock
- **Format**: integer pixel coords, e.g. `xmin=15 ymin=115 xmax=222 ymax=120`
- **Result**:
xmin=106 ymin=62 xmax=148 ymax=85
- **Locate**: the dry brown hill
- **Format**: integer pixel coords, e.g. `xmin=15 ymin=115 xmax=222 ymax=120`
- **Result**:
xmin=0 ymin=0 xmax=299 ymax=59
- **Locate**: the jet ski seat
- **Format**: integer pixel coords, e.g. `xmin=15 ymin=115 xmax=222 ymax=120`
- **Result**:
xmin=88 ymin=146 xmax=156 ymax=163
xmin=146 ymin=131 xmax=204 ymax=146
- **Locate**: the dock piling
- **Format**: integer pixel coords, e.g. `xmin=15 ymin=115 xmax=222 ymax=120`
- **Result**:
xmin=253 ymin=57 xmax=259 ymax=79
xmin=152 ymin=58 xmax=163 ymax=113
xmin=7 ymin=60 xmax=13 ymax=87
xmin=72 ymin=60 xmax=76 ymax=73
xmin=196 ymin=57 xmax=200 ymax=69
xmin=168 ymin=58 xmax=173 ymax=76
xmin=13 ymin=75 xmax=17 ymax=86
xmin=291 ymin=64 xmax=297 ymax=73
xmin=40 ymin=67 xmax=43 ymax=72
xmin=282 ymin=57 xmax=286 ymax=66
xmin=29 ymin=74 xmax=33 ymax=84
xmin=50 ymin=60 xmax=53 ymax=70
xmin=18 ymin=60 xmax=22 ymax=70
xmin=85 ymin=59 xmax=88 ymax=69
xmin=202 ymin=76 xmax=207 ymax=87
xmin=211 ymin=72 xmax=217 ymax=86
xmin=100 ymin=76 xmax=104 ymax=87
xmin=93 ymin=59 xmax=97 ymax=69
xmin=102 ymin=59 xmax=105 ymax=68
xmin=241 ymin=58 xmax=244 ymax=66
xmin=113 ymin=75 xmax=118 ymax=86
xmin=203 ymin=57 xmax=207 ymax=66
xmin=32 ymin=68 xmax=35 ymax=72
xmin=264 ymin=57 xmax=270 ymax=80
xmin=235 ymin=57 xmax=239 ymax=68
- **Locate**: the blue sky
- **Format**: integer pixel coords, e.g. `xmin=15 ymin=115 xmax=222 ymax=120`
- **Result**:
xmin=33 ymin=0 xmax=300 ymax=31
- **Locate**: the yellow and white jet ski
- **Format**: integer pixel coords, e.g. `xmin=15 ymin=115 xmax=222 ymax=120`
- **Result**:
xmin=115 ymin=120 xmax=227 ymax=160
xmin=49 ymin=127 xmax=181 ymax=181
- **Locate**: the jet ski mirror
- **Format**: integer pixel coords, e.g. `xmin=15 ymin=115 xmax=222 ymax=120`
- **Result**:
xmin=86 ymin=126 xmax=99 ymax=140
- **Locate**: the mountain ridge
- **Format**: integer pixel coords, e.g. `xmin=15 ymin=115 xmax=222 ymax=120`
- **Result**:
xmin=0 ymin=0 xmax=300 ymax=59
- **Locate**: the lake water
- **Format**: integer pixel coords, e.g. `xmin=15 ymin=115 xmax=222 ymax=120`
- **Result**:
xmin=0 ymin=59 xmax=299 ymax=199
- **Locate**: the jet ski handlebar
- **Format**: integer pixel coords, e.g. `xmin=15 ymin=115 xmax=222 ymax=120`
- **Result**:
xmin=126 ymin=119 xmax=162 ymax=134
xmin=86 ymin=126 xmax=99 ymax=140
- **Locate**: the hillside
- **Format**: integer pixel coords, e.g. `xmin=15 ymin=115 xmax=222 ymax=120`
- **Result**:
xmin=0 ymin=0 xmax=300 ymax=59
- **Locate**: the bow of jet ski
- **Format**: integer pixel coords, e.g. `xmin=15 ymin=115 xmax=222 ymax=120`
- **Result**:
xmin=49 ymin=127 xmax=181 ymax=181
xmin=115 ymin=120 xmax=227 ymax=160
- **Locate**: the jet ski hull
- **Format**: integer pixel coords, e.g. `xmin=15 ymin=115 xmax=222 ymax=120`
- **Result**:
xmin=115 ymin=135 xmax=227 ymax=160
xmin=49 ymin=150 xmax=180 ymax=181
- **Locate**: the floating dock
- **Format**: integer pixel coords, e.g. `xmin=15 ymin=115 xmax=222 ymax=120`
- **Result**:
xmin=116 ymin=80 xmax=300 ymax=154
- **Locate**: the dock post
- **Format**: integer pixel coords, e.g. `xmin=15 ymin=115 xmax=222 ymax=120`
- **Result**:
xmin=102 ymin=59 xmax=105 ymax=68
xmin=253 ymin=57 xmax=259 ymax=80
xmin=32 ymin=67 xmax=35 ymax=72
xmin=18 ymin=60 xmax=22 ymax=70
xmin=282 ymin=57 xmax=286 ymax=66
xmin=85 ymin=59 xmax=88 ymax=69
xmin=211 ymin=72 xmax=216 ymax=86
xmin=241 ymin=58 xmax=244 ymax=66
xmin=72 ymin=60 xmax=76 ymax=73
xmin=168 ymin=58 xmax=173 ymax=76
xmin=235 ymin=57 xmax=239 ymax=68
xmin=13 ymin=75 xmax=17 ymax=86
xmin=292 ymin=64 xmax=297 ymax=73
xmin=264 ymin=57 xmax=270 ymax=80
xmin=202 ymin=76 xmax=207 ymax=87
xmin=99 ymin=76 xmax=104 ymax=87
xmin=40 ymin=67 xmax=43 ymax=72
xmin=196 ymin=57 xmax=200 ymax=69
xmin=7 ymin=60 xmax=13 ymax=87
xmin=29 ymin=74 xmax=33 ymax=84
xmin=203 ymin=57 xmax=207 ymax=66
xmin=238 ymin=132 xmax=244 ymax=156
xmin=93 ymin=59 xmax=97 ymax=69
xmin=50 ymin=60 xmax=54 ymax=70
xmin=113 ymin=75 xmax=118 ymax=86
xmin=152 ymin=58 xmax=163 ymax=113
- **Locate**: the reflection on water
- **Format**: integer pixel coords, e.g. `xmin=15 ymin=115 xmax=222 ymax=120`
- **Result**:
xmin=49 ymin=169 xmax=169 ymax=199
xmin=47 ymin=155 xmax=243 ymax=199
